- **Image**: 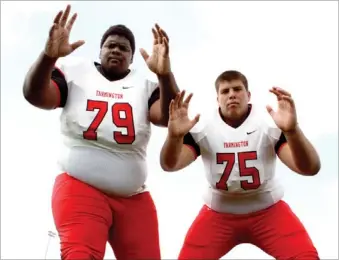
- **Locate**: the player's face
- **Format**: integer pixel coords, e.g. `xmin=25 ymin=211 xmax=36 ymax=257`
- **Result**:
xmin=217 ymin=80 xmax=251 ymax=120
xmin=100 ymin=35 xmax=133 ymax=75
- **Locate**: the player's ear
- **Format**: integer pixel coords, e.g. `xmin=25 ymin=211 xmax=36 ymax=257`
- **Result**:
xmin=216 ymin=95 xmax=221 ymax=106
xmin=247 ymin=91 xmax=251 ymax=102
xmin=99 ymin=49 xmax=103 ymax=60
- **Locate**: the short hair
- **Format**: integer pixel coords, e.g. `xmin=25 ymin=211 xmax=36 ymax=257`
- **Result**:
xmin=100 ymin=24 xmax=136 ymax=55
xmin=215 ymin=70 xmax=248 ymax=91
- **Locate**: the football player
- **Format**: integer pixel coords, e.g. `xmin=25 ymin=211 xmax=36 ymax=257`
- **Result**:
xmin=160 ymin=70 xmax=321 ymax=259
xmin=23 ymin=5 xmax=179 ymax=260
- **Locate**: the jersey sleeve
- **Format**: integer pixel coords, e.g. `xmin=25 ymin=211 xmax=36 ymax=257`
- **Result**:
xmin=261 ymin=109 xmax=288 ymax=154
xmin=183 ymin=132 xmax=201 ymax=158
xmin=148 ymin=86 xmax=160 ymax=109
xmin=274 ymin=133 xmax=287 ymax=154
xmin=182 ymin=113 xmax=209 ymax=159
xmin=51 ymin=58 xmax=71 ymax=108
xmin=146 ymin=79 xmax=159 ymax=109
xmin=51 ymin=64 xmax=68 ymax=108
xmin=189 ymin=115 xmax=208 ymax=143
xmin=51 ymin=56 xmax=85 ymax=108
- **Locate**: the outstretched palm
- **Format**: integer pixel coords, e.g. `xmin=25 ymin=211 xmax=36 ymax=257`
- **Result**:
xmin=266 ymin=87 xmax=298 ymax=132
xmin=168 ymin=91 xmax=200 ymax=138
xmin=140 ymin=24 xmax=171 ymax=76
xmin=45 ymin=5 xmax=85 ymax=58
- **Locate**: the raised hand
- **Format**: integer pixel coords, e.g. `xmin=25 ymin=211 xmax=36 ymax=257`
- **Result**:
xmin=168 ymin=90 xmax=200 ymax=138
xmin=45 ymin=5 xmax=85 ymax=58
xmin=140 ymin=24 xmax=171 ymax=76
xmin=266 ymin=86 xmax=298 ymax=132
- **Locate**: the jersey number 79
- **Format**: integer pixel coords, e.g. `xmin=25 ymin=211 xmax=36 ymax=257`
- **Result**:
xmin=83 ymin=99 xmax=135 ymax=144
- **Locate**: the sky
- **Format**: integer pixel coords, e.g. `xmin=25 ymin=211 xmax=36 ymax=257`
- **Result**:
xmin=1 ymin=1 xmax=338 ymax=259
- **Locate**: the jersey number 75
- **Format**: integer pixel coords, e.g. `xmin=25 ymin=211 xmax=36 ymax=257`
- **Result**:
xmin=216 ymin=151 xmax=261 ymax=191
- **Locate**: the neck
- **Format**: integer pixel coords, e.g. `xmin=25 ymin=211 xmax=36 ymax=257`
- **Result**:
xmin=97 ymin=64 xmax=130 ymax=81
xmin=220 ymin=104 xmax=251 ymax=128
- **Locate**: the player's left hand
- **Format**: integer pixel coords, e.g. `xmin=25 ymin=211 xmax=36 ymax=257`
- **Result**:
xmin=266 ymin=87 xmax=298 ymax=132
xmin=140 ymin=24 xmax=171 ymax=76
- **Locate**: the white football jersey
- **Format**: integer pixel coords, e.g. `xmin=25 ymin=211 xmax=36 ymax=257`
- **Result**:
xmin=53 ymin=57 xmax=158 ymax=197
xmin=187 ymin=105 xmax=286 ymax=214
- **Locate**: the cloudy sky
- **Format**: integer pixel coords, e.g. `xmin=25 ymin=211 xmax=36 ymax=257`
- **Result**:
xmin=1 ymin=1 xmax=338 ymax=259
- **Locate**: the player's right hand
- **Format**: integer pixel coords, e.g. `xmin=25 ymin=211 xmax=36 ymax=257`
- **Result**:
xmin=168 ymin=90 xmax=200 ymax=138
xmin=44 ymin=5 xmax=85 ymax=58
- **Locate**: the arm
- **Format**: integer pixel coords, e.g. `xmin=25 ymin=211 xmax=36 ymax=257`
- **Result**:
xmin=23 ymin=5 xmax=83 ymax=110
xmin=23 ymin=52 xmax=61 ymax=110
xmin=160 ymin=133 xmax=200 ymax=172
xmin=267 ymin=87 xmax=321 ymax=176
xmin=277 ymin=127 xmax=321 ymax=176
xmin=140 ymin=24 xmax=180 ymax=126
xmin=149 ymin=72 xmax=180 ymax=126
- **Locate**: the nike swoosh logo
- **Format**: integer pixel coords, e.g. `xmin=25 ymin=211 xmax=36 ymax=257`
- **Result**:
xmin=122 ymin=86 xmax=133 ymax=89
xmin=246 ymin=130 xmax=257 ymax=135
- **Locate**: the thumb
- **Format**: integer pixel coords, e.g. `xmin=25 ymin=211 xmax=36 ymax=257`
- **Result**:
xmin=190 ymin=114 xmax=200 ymax=127
xmin=266 ymin=105 xmax=275 ymax=117
xmin=139 ymin=48 xmax=149 ymax=61
xmin=71 ymin=40 xmax=85 ymax=51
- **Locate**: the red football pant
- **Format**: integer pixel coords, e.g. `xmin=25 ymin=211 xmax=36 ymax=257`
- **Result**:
xmin=179 ymin=200 xmax=319 ymax=260
xmin=52 ymin=173 xmax=160 ymax=260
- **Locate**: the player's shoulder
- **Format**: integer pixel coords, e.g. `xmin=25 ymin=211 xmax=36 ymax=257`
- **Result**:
xmin=127 ymin=66 xmax=158 ymax=95
xmin=251 ymin=104 xmax=282 ymax=140
xmin=56 ymin=57 xmax=99 ymax=82
xmin=55 ymin=56 xmax=90 ymax=70
xmin=128 ymin=68 xmax=152 ymax=84
xmin=142 ymin=68 xmax=158 ymax=92
xmin=127 ymin=64 xmax=153 ymax=80
xmin=188 ymin=106 xmax=215 ymax=143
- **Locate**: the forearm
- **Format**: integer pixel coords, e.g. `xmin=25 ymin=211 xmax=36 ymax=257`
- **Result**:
xmin=157 ymin=72 xmax=180 ymax=125
xmin=23 ymin=52 xmax=57 ymax=100
xmin=284 ymin=126 xmax=321 ymax=174
xmin=160 ymin=135 xmax=184 ymax=171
